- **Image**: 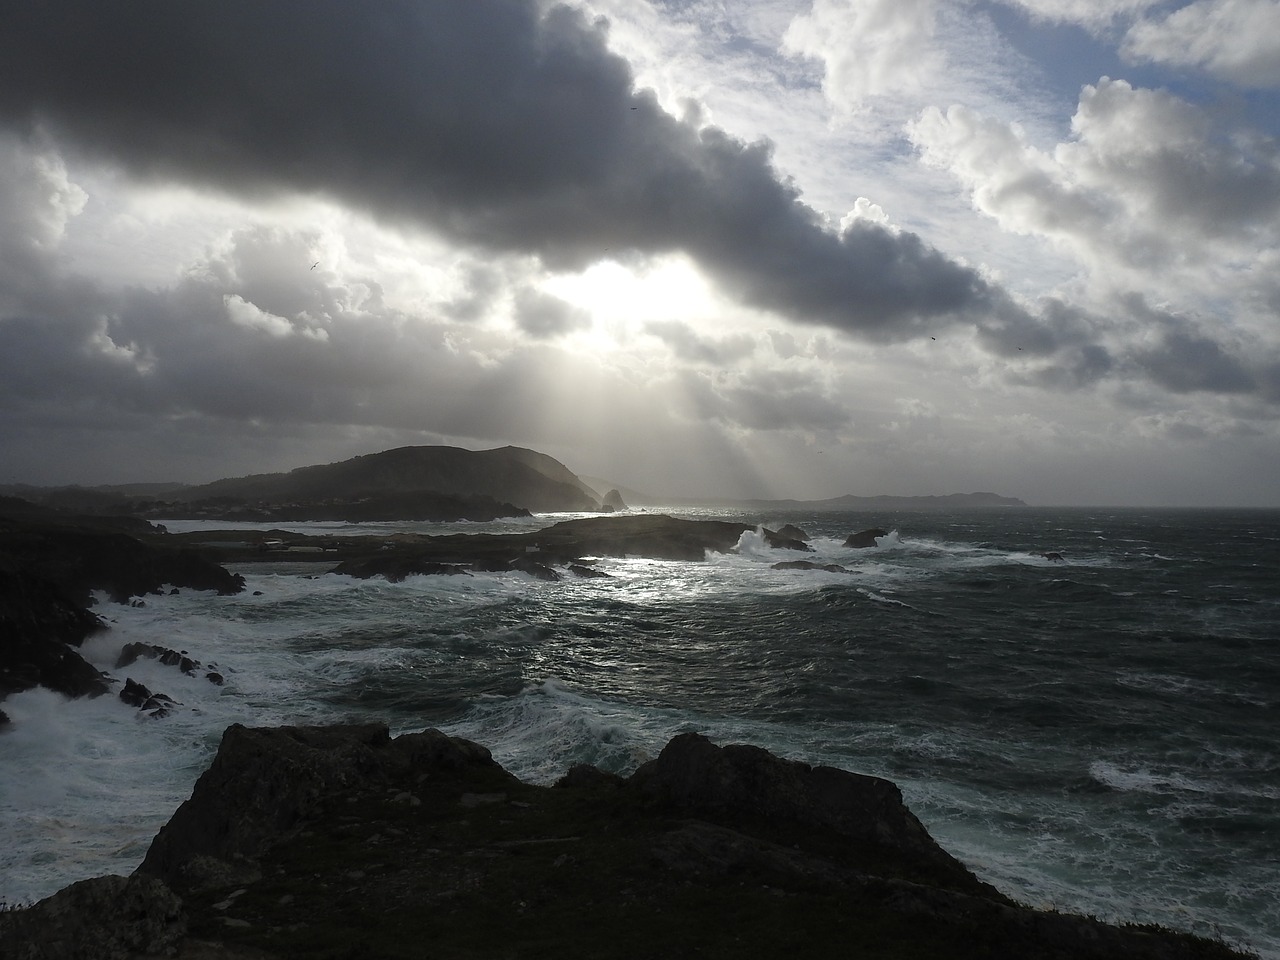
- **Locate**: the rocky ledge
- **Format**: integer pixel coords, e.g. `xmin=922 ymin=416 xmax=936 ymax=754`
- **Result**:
xmin=0 ymin=723 xmax=1248 ymax=960
xmin=0 ymin=500 xmax=246 ymax=725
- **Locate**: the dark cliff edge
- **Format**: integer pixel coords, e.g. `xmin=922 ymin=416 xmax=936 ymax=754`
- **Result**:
xmin=0 ymin=723 xmax=1252 ymax=960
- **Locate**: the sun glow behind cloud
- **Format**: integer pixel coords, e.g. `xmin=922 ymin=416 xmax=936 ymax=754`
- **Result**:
xmin=542 ymin=255 xmax=726 ymax=356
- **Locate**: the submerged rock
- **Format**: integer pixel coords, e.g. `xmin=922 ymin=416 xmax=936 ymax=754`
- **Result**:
xmin=568 ymin=563 xmax=611 ymax=578
xmin=772 ymin=560 xmax=851 ymax=574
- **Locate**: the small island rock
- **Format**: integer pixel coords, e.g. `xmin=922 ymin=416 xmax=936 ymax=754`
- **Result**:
xmin=845 ymin=527 xmax=889 ymax=548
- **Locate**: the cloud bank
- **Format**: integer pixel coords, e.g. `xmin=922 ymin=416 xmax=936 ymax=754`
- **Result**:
xmin=0 ymin=0 xmax=1278 ymax=504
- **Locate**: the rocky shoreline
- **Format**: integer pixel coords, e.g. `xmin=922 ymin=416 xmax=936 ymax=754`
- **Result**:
xmin=0 ymin=501 xmax=1254 ymax=957
xmin=0 ymin=723 xmax=1251 ymax=960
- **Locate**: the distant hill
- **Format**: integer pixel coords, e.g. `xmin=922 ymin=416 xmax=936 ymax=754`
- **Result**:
xmin=166 ymin=445 xmax=601 ymax=514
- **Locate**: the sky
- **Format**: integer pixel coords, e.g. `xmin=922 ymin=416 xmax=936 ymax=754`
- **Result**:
xmin=2 ymin=0 xmax=1279 ymax=506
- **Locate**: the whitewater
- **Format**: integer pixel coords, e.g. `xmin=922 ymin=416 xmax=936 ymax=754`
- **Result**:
xmin=2 ymin=507 xmax=1277 ymax=957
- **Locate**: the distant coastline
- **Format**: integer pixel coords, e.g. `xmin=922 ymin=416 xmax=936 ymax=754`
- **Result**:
xmin=618 ymin=491 xmax=1029 ymax=511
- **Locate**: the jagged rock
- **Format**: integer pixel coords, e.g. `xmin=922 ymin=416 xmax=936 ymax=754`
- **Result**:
xmin=0 ymin=571 xmax=110 ymax=701
xmin=568 ymin=563 xmax=611 ymax=578
xmin=772 ymin=560 xmax=850 ymax=573
xmin=137 ymin=723 xmax=509 ymax=891
xmin=601 ymin=489 xmax=627 ymax=512
xmin=0 ymin=874 xmax=185 ymax=960
xmin=631 ymin=732 xmax=984 ymax=893
xmin=333 ymin=556 xmax=473 ymax=581
xmin=845 ymin=527 xmax=889 ymax=548
xmin=119 ymin=678 xmax=179 ymax=717
xmin=119 ymin=677 xmax=154 ymax=708
xmin=115 ymin=641 xmax=207 ymax=678
xmin=776 ymin=523 xmax=810 ymax=541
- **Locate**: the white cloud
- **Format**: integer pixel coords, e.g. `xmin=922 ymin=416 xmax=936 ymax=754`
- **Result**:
xmin=909 ymin=78 xmax=1280 ymax=318
xmin=224 ymin=296 xmax=330 ymax=343
xmin=0 ymin=138 xmax=86 ymax=252
xmin=781 ymin=0 xmax=943 ymax=111
xmin=839 ymin=197 xmax=890 ymax=228
xmin=1123 ymin=0 xmax=1280 ymax=88
xmin=992 ymin=0 xmax=1159 ymax=28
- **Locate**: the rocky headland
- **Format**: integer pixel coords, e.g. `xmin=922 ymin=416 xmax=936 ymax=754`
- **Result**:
xmin=0 ymin=722 xmax=1249 ymax=960
xmin=0 ymin=499 xmax=245 ymax=725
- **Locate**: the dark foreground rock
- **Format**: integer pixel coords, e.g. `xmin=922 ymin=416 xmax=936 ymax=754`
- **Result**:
xmin=0 ymin=874 xmax=184 ymax=960
xmin=1 ymin=723 xmax=1249 ymax=960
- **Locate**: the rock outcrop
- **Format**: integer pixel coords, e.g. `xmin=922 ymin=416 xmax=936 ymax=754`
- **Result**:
xmin=0 ymin=570 xmax=109 ymax=705
xmin=137 ymin=723 xmax=512 ymax=890
xmin=0 ymin=506 xmax=245 ymax=607
xmin=776 ymin=523 xmax=810 ymax=541
xmin=0 ymin=501 xmax=247 ymax=721
xmin=845 ymin=527 xmax=890 ymax=548
xmin=772 ymin=560 xmax=851 ymax=574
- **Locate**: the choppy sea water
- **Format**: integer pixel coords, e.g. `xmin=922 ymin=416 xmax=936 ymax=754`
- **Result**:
xmin=2 ymin=507 xmax=1277 ymax=956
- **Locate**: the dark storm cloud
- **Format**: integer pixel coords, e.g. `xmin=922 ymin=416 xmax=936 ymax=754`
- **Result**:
xmin=1135 ymin=330 xmax=1256 ymax=395
xmin=0 ymin=0 xmax=1003 ymax=339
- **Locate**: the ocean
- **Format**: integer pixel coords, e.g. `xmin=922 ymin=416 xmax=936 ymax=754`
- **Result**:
xmin=2 ymin=507 xmax=1277 ymax=956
